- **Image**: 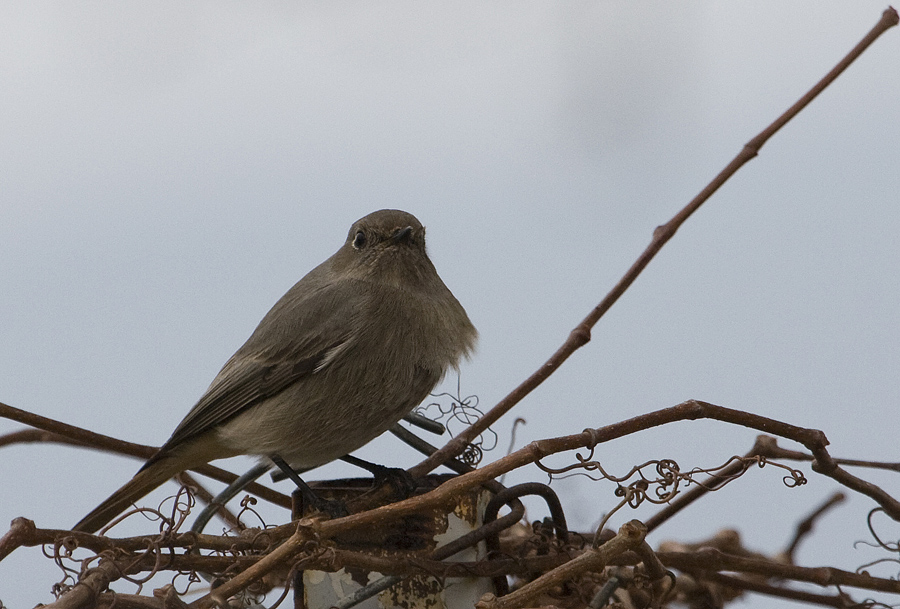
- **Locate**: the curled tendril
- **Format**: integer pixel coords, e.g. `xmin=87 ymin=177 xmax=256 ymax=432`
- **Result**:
xmin=655 ymin=459 xmax=681 ymax=495
xmin=45 ymin=537 xmax=89 ymax=595
xmin=460 ymin=442 xmax=484 ymax=467
xmin=856 ymin=557 xmax=900 ymax=576
xmin=415 ymin=384 xmax=497 ymax=453
xmin=266 ymin=563 xmax=300 ymax=609
xmin=593 ymin=491 xmax=635 ymax=547
xmin=171 ymin=570 xmax=203 ymax=596
xmin=866 ymin=508 xmax=900 ymax=553
xmin=236 ymin=495 xmax=267 ymax=529
xmin=742 ymin=455 xmax=807 ymax=489
xmin=155 ymin=485 xmax=196 ymax=535
xmin=782 ymin=473 xmax=807 ymax=488
xmin=574 ymin=444 xmax=598 ymax=469
xmin=535 ymin=454 xmax=809 ymax=516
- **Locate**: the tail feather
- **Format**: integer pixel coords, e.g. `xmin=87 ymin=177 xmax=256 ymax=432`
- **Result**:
xmin=74 ymin=460 xmax=180 ymax=534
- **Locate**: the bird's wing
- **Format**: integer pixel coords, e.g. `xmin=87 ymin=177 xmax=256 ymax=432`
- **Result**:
xmin=157 ymin=353 xmax=327 ymax=453
xmin=143 ymin=279 xmax=363 ymax=465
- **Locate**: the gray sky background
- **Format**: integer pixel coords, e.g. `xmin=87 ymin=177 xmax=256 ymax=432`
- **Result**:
xmin=2 ymin=3 xmax=899 ymax=607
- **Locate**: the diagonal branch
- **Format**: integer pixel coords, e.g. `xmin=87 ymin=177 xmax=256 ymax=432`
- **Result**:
xmin=0 ymin=400 xmax=290 ymax=510
xmin=409 ymin=5 xmax=900 ymax=480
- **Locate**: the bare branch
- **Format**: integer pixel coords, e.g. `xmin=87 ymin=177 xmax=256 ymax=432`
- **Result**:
xmin=41 ymin=559 xmax=123 ymax=609
xmin=783 ymin=492 xmax=847 ymax=564
xmin=660 ymin=547 xmax=900 ymax=595
xmin=409 ymin=6 xmax=900 ymax=479
xmin=689 ymin=571 xmax=856 ymax=609
xmin=0 ymin=400 xmax=291 ymax=510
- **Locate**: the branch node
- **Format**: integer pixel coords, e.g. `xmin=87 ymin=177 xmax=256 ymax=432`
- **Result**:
xmin=570 ymin=325 xmax=592 ymax=347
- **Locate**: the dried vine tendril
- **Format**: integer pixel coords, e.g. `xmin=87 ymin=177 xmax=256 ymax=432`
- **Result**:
xmin=535 ymin=452 xmax=806 ymax=509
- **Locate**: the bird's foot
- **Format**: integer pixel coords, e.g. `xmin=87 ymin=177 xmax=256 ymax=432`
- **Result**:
xmin=341 ymin=455 xmax=419 ymax=500
xmin=270 ymin=454 xmax=349 ymax=518
xmin=370 ymin=464 xmax=419 ymax=500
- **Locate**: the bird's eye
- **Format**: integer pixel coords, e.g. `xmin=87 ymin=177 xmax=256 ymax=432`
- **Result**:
xmin=352 ymin=231 xmax=367 ymax=250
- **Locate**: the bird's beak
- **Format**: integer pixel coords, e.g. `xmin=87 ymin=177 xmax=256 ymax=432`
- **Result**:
xmin=391 ymin=226 xmax=413 ymax=244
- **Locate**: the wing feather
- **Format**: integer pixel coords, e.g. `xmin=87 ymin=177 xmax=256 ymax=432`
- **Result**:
xmin=141 ymin=276 xmax=364 ymax=468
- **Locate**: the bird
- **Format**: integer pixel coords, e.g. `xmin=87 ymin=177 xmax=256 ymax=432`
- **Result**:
xmin=74 ymin=209 xmax=477 ymax=534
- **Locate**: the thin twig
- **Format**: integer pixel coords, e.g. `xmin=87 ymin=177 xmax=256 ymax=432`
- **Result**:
xmin=783 ymin=491 xmax=847 ymax=564
xmin=3 ymin=519 xmax=275 ymax=558
xmin=176 ymin=471 xmax=242 ymax=531
xmin=409 ymin=5 xmax=900 ymax=480
xmin=0 ymin=400 xmax=291 ymax=509
xmin=688 ymin=571 xmax=856 ymax=608
xmin=0 ymin=401 xmax=157 ymax=460
xmin=660 ymin=547 xmax=900 ymax=594
xmin=755 ymin=434 xmax=900 ymax=473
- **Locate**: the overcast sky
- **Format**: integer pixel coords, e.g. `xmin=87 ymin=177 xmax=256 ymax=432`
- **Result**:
xmin=2 ymin=3 xmax=899 ymax=608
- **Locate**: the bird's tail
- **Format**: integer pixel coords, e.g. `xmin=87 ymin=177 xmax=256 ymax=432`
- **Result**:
xmin=73 ymin=459 xmax=180 ymax=534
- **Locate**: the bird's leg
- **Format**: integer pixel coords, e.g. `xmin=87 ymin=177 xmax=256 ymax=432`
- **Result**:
xmin=340 ymin=455 xmax=419 ymax=500
xmin=270 ymin=455 xmax=348 ymax=518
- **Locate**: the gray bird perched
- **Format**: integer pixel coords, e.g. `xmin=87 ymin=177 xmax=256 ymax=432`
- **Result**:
xmin=74 ymin=209 xmax=477 ymax=534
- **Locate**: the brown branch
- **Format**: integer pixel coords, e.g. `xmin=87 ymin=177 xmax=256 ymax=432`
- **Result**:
xmin=3 ymin=518 xmax=276 ymax=556
xmin=389 ymin=399 xmax=898 ymax=538
xmin=809 ymin=447 xmax=900 ymax=521
xmin=690 ymin=571 xmax=856 ymax=609
xmin=0 ymin=428 xmax=96 ymax=450
xmin=567 ymin=404 xmax=900 ymax=520
xmin=5 ymin=518 xmax=567 ymax=578
xmin=78 ymin=550 xmax=258 ymax=578
xmin=21 ymin=510 xmax=900 ymax=606
xmin=0 ymin=400 xmax=291 ymax=510
xmin=755 ymin=434 xmax=900 ymax=472
xmin=191 ymin=518 xmax=319 ymax=608
xmin=409 ymin=6 xmax=900 ymax=480
xmin=93 ymin=592 xmax=186 ymax=609
xmin=0 ymin=401 xmax=157 ymax=460
xmin=660 ymin=547 xmax=900 ymax=594
xmin=41 ymin=559 xmax=124 ymax=609
xmin=96 ymin=593 xmax=174 ymax=609
xmin=81 ymin=537 xmax=900 ymax=597
xmin=635 ymin=540 xmax=667 ymax=582
xmin=749 ymin=434 xmax=900 ymax=521
xmin=0 ymin=517 xmax=37 ymax=562
xmin=783 ymin=491 xmax=847 ymax=564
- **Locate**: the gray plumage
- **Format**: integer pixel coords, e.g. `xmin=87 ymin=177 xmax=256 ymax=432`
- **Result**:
xmin=74 ymin=209 xmax=476 ymax=534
